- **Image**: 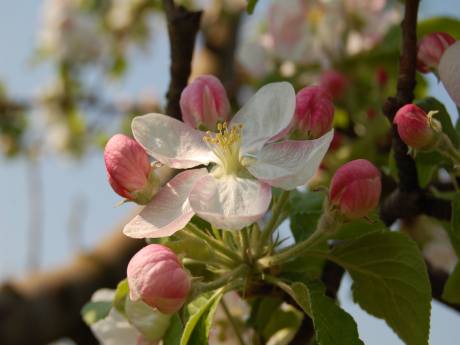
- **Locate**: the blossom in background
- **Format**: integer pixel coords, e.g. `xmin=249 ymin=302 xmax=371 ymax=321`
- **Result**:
xmin=124 ymin=81 xmax=333 ymax=237
xmin=439 ymin=40 xmax=460 ymax=107
xmin=417 ymin=32 xmax=455 ymax=73
xmin=89 ymin=289 xmax=158 ymax=345
xmin=39 ymin=0 xmax=104 ymax=63
xmin=180 ymin=75 xmax=231 ymax=130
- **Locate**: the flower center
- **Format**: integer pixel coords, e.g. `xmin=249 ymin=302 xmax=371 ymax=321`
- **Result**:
xmin=203 ymin=122 xmax=243 ymax=176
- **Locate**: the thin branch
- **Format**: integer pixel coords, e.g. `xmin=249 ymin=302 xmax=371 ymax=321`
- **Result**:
xmin=162 ymin=0 xmax=202 ymax=119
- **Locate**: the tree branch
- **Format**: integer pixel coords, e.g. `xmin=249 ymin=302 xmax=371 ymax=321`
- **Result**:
xmin=162 ymin=0 xmax=202 ymax=119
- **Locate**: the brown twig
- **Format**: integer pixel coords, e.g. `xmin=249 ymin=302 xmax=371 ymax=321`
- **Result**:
xmin=162 ymin=0 xmax=202 ymax=119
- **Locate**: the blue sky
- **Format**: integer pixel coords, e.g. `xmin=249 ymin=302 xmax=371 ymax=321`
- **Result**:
xmin=1 ymin=1 xmax=459 ymax=344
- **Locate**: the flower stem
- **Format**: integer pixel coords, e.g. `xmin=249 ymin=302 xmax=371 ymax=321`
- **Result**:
xmin=192 ymin=265 xmax=247 ymax=297
xmin=258 ymin=190 xmax=290 ymax=255
xmin=186 ymin=223 xmax=243 ymax=264
xmin=241 ymin=227 xmax=251 ymax=261
xmin=221 ymin=299 xmax=248 ymax=345
xmin=258 ymin=210 xmax=340 ymax=268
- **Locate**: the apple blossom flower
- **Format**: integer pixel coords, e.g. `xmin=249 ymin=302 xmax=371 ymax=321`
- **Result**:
xmin=319 ymin=70 xmax=348 ymax=100
xmin=180 ymin=75 xmax=231 ymax=130
xmin=127 ymin=244 xmax=191 ymax=314
xmin=123 ymin=82 xmax=333 ymax=236
xmin=293 ymin=86 xmax=335 ymax=139
xmin=104 ymin=134 xmax=160 ymax=204
xmin=39 ymin=0 xmax=104 ymax=63
xmin=417 ymin=32 xmax=456 ymax=73
xmin=439 ymin=40 xmax=460 ymax=107
xmin=393 ymin=104 xmax=436 ymax=150
xmin=329 ymin=159 xmax=381 ymax=219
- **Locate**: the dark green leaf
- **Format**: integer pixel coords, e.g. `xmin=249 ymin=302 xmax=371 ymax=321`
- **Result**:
xmin=329 ymin=232 xmax=431 ymax=345
xmin=81 ymin=301 xmax=112 ymax=325
xmin=449 ymin=192 xmax=460 ymax=255
xmin=418 ymin=17 xmax=460 ymax=39
xmin=263 ymin=304 xmax=303 ymax=345
xmin=334 ymin=214 xmax=386 ymax=240
xmin=180 ymin=290 xmax=223 ymax=345
xmin=303 ymin=280 xmax=364 ymax=345
xmin=246 ymin=0 xmax=258 ymax=14
xmin=164 ymin=314 xmax=184 ymax=345
xmin=443 ymin=263 xmax=460 ymax=304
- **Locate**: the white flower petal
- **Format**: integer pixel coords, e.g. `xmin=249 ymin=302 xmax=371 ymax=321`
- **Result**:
xmin=247 ymin=130 xmax=334 ymax=190
xmin=91 ymin=308 xmax=140 ymax=345
xmin=231 ymin=82 xmax=295 ymax=154
xmin=123 ymin=169 xmax=207 ymax=238
xmin=440 ymin=41 xmax=460 ymax=107
xmin=189 ymin=174 xmax=271 ymax=230
xmin=132 ymin=113 xmax=216 ymax=169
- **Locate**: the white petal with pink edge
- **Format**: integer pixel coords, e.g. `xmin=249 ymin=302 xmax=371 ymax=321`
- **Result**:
xmin=247 ymin=130 xmax=333 ymax=190
xmin=132 ymin=113 xmax=216 ymax=169
xmin=188 ymin=174 xmax=272 ymax=230
xmin=440 ymin=41 xmax=460 ymax=107
xmin=123 ymin=169 xmax=207 ymax=238
xmin=230 ymin=82 xmax=295 ymax=155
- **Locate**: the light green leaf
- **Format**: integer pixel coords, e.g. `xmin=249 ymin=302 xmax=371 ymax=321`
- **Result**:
xmin=303 ymin=280 xmax=364 ymax=345
xmin=264 ymin=304 xmax=303 ymax=345
xmin=180 ymin=290 xmax=223 ymax=345
xmin=442 ymin=263 xmax=460 ymax=304
xmin=328 ymin=232 xmax=431 ymax=345
xmin=418 ymin=17 xmax=460 ymax=39
xmin=334 ymin=213 xmax=385 ymax=240
xmin=113 ymin=279 xmax=129 ymax=315
xmin=81 ymin=301 xmax=112 ymax=325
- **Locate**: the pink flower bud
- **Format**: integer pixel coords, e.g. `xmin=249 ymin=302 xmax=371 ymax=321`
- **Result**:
xmin=417 ymin=32 xmax=455 ymax=73
xmin=329 ymin=159 xmax=381 ymax=219
xmin=319 ymin=70 xmax=348 ymax=100
xmin=293 ymin=86 xmax=334 ymax=139
xmin=104 ymin=134 xmax=159 ymax=204
xmin=393 ymin=104 xmax=435 ymax=150
xmin=180 ymin=75 xmax=231 ymax=130
xmin=127 ymin=244 xmax=191 ymax=314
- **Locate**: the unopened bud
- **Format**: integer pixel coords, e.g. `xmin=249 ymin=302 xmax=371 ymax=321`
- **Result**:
xmin=417 ymin=32 xmax=455 ymax=73
xmin=329 ymin=159 xmax=381 ymax=219
xmin=393 ymin=104 xmax=437 ymax=150
xmin=127 ymin=244 xmax=191 ymax=314
xmin=180 ymin=75 xmax=230 ymax=130
xmin=104 ymin=134 xmax=159 ymax=204
xmin=293 ymin=86 xmax=334 ymax=139
xmin=439 ymin=40 xmax=460 ymax=107
xmin=319 ymin=70 xmax=348 ymax=100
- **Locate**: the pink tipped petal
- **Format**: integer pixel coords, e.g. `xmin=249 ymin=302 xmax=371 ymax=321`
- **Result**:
xmin=247 ymin=130 xmax=333 ymax=190
xmin=132 ymin=113 xmax=216 ymax=169
xmin=231 ymin=82 xmax=296 ymax=154
xmin=440 ymin=41 xmax=460 ymax=107
xmin=189 ymin=175 xmax=272 ymax=230
xmin=123 ymin=169 xmax=207 ymax=238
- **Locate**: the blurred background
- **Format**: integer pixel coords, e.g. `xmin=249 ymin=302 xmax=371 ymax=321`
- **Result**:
xmin=1 ymin=0 xmax=460 ymax=344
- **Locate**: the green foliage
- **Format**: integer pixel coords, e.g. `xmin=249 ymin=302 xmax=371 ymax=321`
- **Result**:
xmin=180 ymin=290 xmax=223 ymax=345
xmin=418 ymin=17 xmax=460 ymax=39
xmin=163 ymin=314 xmax=184 ymax=345
xmin=303 ymin=280 xmax=364 ymax=345
xmin=334 ymin=213 xmax=386 ymax=240
xmin=81 ymin=301 xmax=112 ymax=325
xmin=113 ymin=279 xmax=129 ymax=315
xmin=262 ymin=303 xmax=303 ymax=345
xmin=289 ymin=190 xmax=325 ymax=242
xmin=448 ymin=192 xmax=460 ymax=255
xmin=443 ymin=263 xmax=460 ymax=304
xmin=246 ymin=0 xmax=259 ymax=14
xmin=328 ymin=232 xmax=431 ymax=345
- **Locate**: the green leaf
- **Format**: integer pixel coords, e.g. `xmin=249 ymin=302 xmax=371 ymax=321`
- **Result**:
xmin=81 ymin=301 xmax=112 ymax=325
xmin=442 ymin=263 xmax=460 ymax=304
xmin=246 ymin=0 xmax=258 ymax=14
xmin=418 ymin=17 xmax=460 ymax=39
xmin=328 ymin=232 xmax=431 ymax=345
xmin=248 ymin=297 xmax=283 ymax=332
xmin=180 ymin=290 xmax=223 ymax=345
xmin=416 ymin=152 xmax=444 ymax=188
xmin=449 ymin=192 xmax=460 ymax=255
xmin=164 ymin=314 xmax=184 ymax=345
xmin=263 ymin=304 xmax=303 ymax=345
xmin=334 ymin=214 xmax=386 ymax=240
xmin=416 ymin=97 xmax=459 ymax=147
xmin=289 ymin=191 xmax=325 ymax=242
xmin=113 ymin=279 xmax=129 ymax=315
xmin=303 ymin=280 xmax=364 ymax=345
